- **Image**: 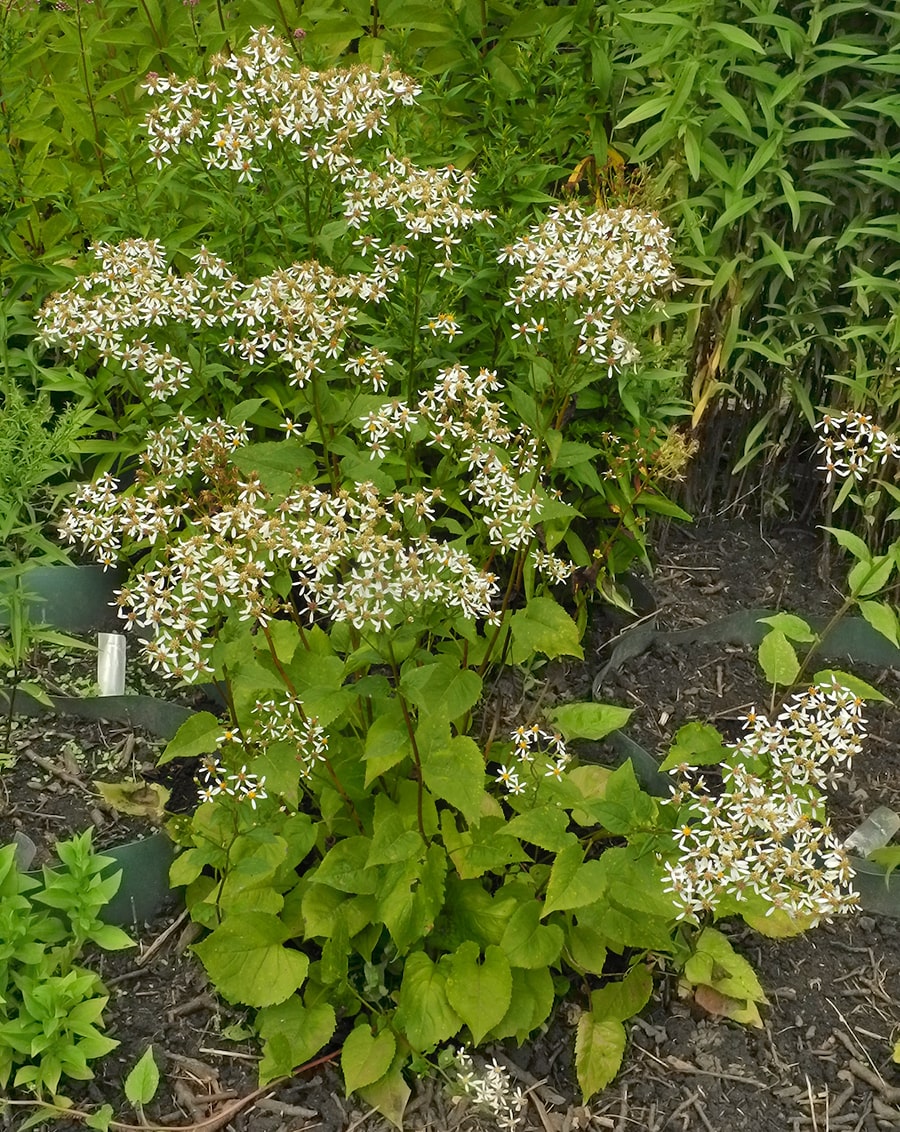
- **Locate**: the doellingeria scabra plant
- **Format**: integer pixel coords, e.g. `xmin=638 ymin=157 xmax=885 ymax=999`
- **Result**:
xmin=38 ymin=28 xmax=865 ymax=1122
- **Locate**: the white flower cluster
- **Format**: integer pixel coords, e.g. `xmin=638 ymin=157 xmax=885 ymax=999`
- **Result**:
xmin=216 ymin=695 xmax=329 ymax=781
xmin=815 ymin=410 xmax=900 ymax=483
xmin=663 ymin=680 xmax=865 ymax=925
xmin=142 ymin=26 xmax=420 ymax=178
xmin=37 ymin=27 xmax=677 ymax=420
xmin=361 ymin=362 xmax=571 ymax=571
xmin=58 ymin=414 xmax=508 ymax=680
xmin=495 ymin=724 xmax=571 ymax=794
xmin=196 ymin=753 xmax=267 ymax=808
xmin=500 ymin=203 xmax=677 ymax=376
xmin=58 ymin=416 xmax=249 ymax=569
xmin=343 ymin=344 xmax=394 ymax=393
xmin=531 ymin=548 xmax=575 ymax=584
xmin=448 ymin=1048 xmax=528 ymax=1132
xmin=37 ymin=241 xmax=376 ymax=400
xmin=343 ymin=150 xmax=494 ymax=258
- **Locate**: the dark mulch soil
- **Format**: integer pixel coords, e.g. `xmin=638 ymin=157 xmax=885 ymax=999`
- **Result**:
xmin=3 ymin=518 xmax=900 ymax=1132
xmin=2 ymin=715 xmax=169 ymax=865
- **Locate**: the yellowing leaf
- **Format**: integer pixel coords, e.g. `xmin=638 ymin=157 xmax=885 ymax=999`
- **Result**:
xmin=569 ymin=765 xmax=612 ymax=826
xmin=94 ymin=780 xmax=170 ymax=820
xmin=690 ymin=927 xmax=768 ymax=1006
xmin=741 ymin=906 xmax=816 ymax=938
xmin=690 ymin=983 xmax=764 ymax=1028
xmin=575 ymin=1010 xmax=626 ymax=1101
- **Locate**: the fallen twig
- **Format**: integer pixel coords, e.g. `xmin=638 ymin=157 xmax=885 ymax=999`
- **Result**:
xmin=137 ymin=908 xmax=190 ymax=967
xmin=847 ymin=1058 xmax=900 ymax=1106
xmin=20 ymin=747 xmax=92 ymax=792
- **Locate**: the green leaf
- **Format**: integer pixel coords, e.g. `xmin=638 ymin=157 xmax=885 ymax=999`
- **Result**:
xmin=439 ymin=877 xmax=520 ymax=949
xmin=257 ymin=998 xmax=335 ymax=1083
xmin=193 ymin=913 xmax=309 ymax=1007
xmin=264 ymin=619 xmax=301 ymax=665
xmin=357 ymin=1051 xmax=410 ymax=1130
xmin=420 ymin=735 xmax=485 ymax=825
xmin=400 ymin=660 xmax=482 ymax=722
xmin=444 ymin=942 xmax=513 ymax=1045
xmin=574 ymin=761 xmax=656 ymax=834
xmin=575 ymin=1012 xmax=626 ymax=1101
xmin=509 ymin=598 xmax=584 ymax=663
xmin=368 ymin=796 xmax=424 ymax=866
xmin=858 ymin=601 xmax=899 ymax=648
xmin=19 ymin=1105 xmax=75 ymax=1132
xmin=15 ymin=680 xmax=53 ymax=707
xmin=567 ymin=922 xmax=608 ymax=975
xmin=711 ymin=192 xmax=765 ymax=232
xmin=440 ymin=812 xmax=527 ymax=878
xmin=547 ymin=702 xmax=632 ymax=741
xmin=216 ymin=831 xmax=290 ymax=913
xmin=378 ymin=843 xmax=447 ymax=954
xmin=505 ymin=805 xmax=573 ymax=851
xmin=659 ymin=722 xmax=729 ymax=772
xmin=823 ymin=525 xmax=871 ymax=563
xmin=756 ymin=613 xmax=815 ymax=643
xmin=88 ymin=923 xmax=135 ymax=951
xmin=278 ymin=656 xmax=353 ymax=727
xmin=757 ymin=630 xmax=799 ymax=686
xmin=342 ymin=1025 xmax=397 ymax=1095
xmin=850 ymin=555 xmax=894 ymax=599
xmin=124 ymin=1047 xmax=159 ymax=1107
xmin=364 ymin=704 xmax=412 ymax=784
xmin=315 ymin=837 xmax=377 ymax=894
xmin=543 ymin=842 xmax=609 ymax=916
xmin=159 ymin=711 xmax=220 ymax=765
xmin=591 ymin=965 xmax=653 ymax=1023
xmin=394 ymin=951 xmax=461 ymax=1051
xmin=499 ymin=900 xmax=564 ymax=968
xmin=553 ymin=441 xmax=601 ymax=468
xmin=85 ymin=1105 xmax=114 ymax=1131
xmin=230 ymin=440 xmax=316 ymax=494
xmin=488 ymin=966 xmax=556 ymax=1042
xmin=812 ymin=670 xmax=887 ymax=703
xmin=614 ymin=95 xmax=670 ymax=130
xmin=868 ymin=845 xmax=900 ymax=878
xmin=710 ymin=21 xmax=765 ymax=53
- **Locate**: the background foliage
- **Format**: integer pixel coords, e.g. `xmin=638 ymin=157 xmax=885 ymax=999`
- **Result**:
xmin=4 ymin=0 xmax=899 ymax=536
